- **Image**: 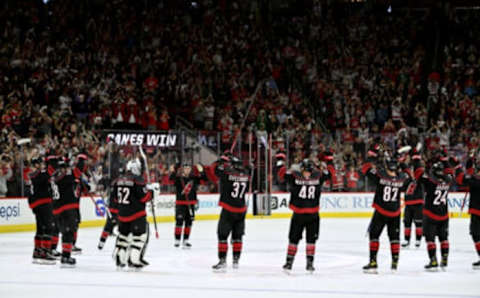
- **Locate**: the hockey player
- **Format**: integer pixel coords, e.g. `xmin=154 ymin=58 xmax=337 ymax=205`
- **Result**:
xmin=414 ymin=159 xmax=454 ymax=271
xmin=402 ymin=155 xmax=424 ymax=248
xmin=169 ymin=162 xmax=207 ymax=248
xmin=97 ymin=171 xmax=120 ymax=250
xmin=113 ymin=158 xmax=153 ymax=270
xmin=51 ymin=159 xmax=79 ymax=267
xmin=212 ymin=155 xmax=251 ymax=272
xmin=361 ymin=152 xmax=410 ymax=273
xmin=282 ymin=159 xmax=332 ymax=273
xmin=456 ymin=156 xmax=480 ymax=269
xmin=71 ymin=153 xmax=89 ymax=254
xmin=27 ymin=156 xmax=56 ymax=265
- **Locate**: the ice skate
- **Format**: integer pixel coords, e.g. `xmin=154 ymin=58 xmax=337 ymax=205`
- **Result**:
xmin=182 ymin=240 xmax=192 ymax=249
xmin=472 ymin=259 xmax=480 ymax=270
xmin=282 ymin=260 xmax=293 ymax=274
xmin=60 ymin=256 xmax=76 ymax=268
xmin=425 ymin=258 xmax=439 ymax=272
xmin=232 ymin=257 xmax=240 ymax=269
xmin=212 ymin=258 xmax=227 ymax=273
xmin=174 ymin=240 xmax=180 ymax=248
xmin=306 ymin=259 xmax=315 ymax=274
xmin=71 ymin=246 xmax=82 ymax=255
xmin=401 ymin=240 xmax=410 ymax=248
xmin=415 ymin=240 xmax=421 ymax=248
xmin=362 ymin=260 xmax=378 ymax=274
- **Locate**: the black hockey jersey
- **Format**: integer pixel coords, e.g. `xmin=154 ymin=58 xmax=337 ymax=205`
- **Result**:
xmin=27 ymin=169 xmax=52 ymax=209
xmin=215 ymin=164 xmax=251 ymax=213
xmin=456 ymin=163 xmax=480 ymax=216
xmin=362 ymin=163 xmax=409 ymax=217
xmin=51 ymin=170 xmax=79 ymax=215
xmin=170 ymin=169 xmax=206 ymax=205
xmin=285 ymin=169 xmax=330 ymax=214
xmin=404 ymin=179 xmax=424 ymax=205
xmin=416 ymin=168 xmax=452 ymax=221
xmin=113 ymin=173 xmax=152 ymax=222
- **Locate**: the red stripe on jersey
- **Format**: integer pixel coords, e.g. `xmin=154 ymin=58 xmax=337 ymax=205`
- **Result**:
xmin=469 ymin=208 xmax=480 ymax=216
xmin=289 ymin=204 xmax=319 ymax=214
xmin=405 ymin=199 xmax=423 ymax=205
xmin=456 ymin=172 xmax=465 ymax=185
xmin=29 ymin=198 xmax=52 ymax=209
xmin=414 ymin=167 xmax=424 ymax=180
xmin=53 ymin=203 xmax=79 ymax=215
xmin=372 ymin=203 xmax=401 ymax=217
xmin=109 ymin=208 xmax=118 ymax=214
xmin=176 ymin=200 xmax=198 ymax=205
xmin=467 ymin=168 xmax=474 ymax=176
xmin=118 ymin=210 xmax=146 ymax=222
xmin=423 ymin=209 xmax=448 ymax=221
xmin=361 ymin=163 xmax=373 ymax=175
xmin=140 ymin=191 xmax=152 ymax=203
xmin=219 ymin=202 xmax=247 ymax=213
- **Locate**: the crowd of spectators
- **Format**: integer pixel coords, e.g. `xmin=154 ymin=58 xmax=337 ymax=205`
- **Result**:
xmin=0 ymin=0 xmax=479 ymax=195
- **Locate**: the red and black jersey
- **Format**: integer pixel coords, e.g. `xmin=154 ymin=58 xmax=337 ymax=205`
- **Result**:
xmin=362 ymin=163 xmax=409 ymax=217
xmin=51 ymin=169 xmax=79 ymax=215
xmin=416 ymin=168 xmax=452 ymax=221
xmin=215 ymin=163 xmax=251 ymax=213
xmin=27 ymin=169 xmax=52 ymax=209
xmin=456 ymin=162 xmax=480 ymax=216
xmin=404 ymin=179 xmax=424 ymax=205
xmin=285 ymin=169 xmax=330 ymax=214
xmin=113 ymin=173 xmax=152 ymax=222
xmin=170 ymin=170 xmax=206 ymax=205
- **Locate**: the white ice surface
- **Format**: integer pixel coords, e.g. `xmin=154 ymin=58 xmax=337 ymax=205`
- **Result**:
xmin=0 ymin=218 xmax=479 ymax=298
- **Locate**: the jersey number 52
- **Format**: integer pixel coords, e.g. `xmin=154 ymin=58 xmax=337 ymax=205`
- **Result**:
xmin=117 ymin=187 xmax=131 ymax=204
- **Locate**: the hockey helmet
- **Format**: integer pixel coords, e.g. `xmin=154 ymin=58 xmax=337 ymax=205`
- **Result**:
xmin=230 ymin=156 xmax=243 ymax=170
xmin=300 ymin=159 xmax=314 ymax=173
xmin=432 ymin=162 xmax=445 ymax=177
xmin=384 ymin=156 xmax=398 ymax=171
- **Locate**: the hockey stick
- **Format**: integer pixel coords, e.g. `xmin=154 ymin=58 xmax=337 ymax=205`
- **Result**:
xmin=229 ymin=79 xmax=267 ymax=153
xmin=459 ymin=190 xmax=469 ymax=218
xmin=139 ymin=145 xmax=159 ymax=239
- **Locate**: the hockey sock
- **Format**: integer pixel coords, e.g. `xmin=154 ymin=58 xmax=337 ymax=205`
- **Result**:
xmin=183 ymin=226 xmax=191 ymax=240
xmin=415 ymin=228 xmax=423 ymax=241
xmin=218 ymin=240 xmax=228 ymax=259
xmin=232 ymin=240 xmax=242 ymax=259
xmin=404 ymin=228 xmax=411 ymax=241
xmin=100 ymin=231 xmax=109 ymax=242
xmin=42 ymin=235 xmax=52 ymax=251
xmin=390 ymin=241 xmax=400 ymax=262
xmin=427 ymin=241 xmax=436 ymax=260
xmin=73 ymin=232 xmax=78 ymax=245
xmin=369 ymin=240 xmax=379 ymax=261
xmin=175 ymin=226 xmax=182 ymax=241
xmin=306 ymin=243 xmax=315 ymax=263
xmin=287 ymin=243 xmax=297 ymax=263
xmin=34 ymin=236 xmax=41 ymax=249
xmin=51 ymin=236 xmax=59 ymax=250
xmin=62 ymin=243 xmax=73 ymax=258
xmin=440 ymin=241 xmax=449 ymax=260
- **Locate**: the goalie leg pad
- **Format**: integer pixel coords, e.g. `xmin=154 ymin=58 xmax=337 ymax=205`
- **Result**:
xmin=130 ymin=233 xmax=148 ymax=266
xmin=115 ymin=234 xmax=129 ymax=267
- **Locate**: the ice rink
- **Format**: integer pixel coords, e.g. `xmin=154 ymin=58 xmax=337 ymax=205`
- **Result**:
xmin=0 ymin=218 xmax=479 ymax=298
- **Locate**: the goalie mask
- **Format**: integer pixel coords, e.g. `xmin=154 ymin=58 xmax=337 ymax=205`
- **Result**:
xmin=126 ymin=158 xmax=142 ymax=176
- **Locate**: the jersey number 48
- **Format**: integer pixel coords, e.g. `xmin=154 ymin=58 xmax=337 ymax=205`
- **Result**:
xmin=299 ymin=185 xmax=316 ymax=199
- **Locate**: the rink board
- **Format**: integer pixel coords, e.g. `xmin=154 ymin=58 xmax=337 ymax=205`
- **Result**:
xmin=0 ymin=192 xmax=470 ymax=233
